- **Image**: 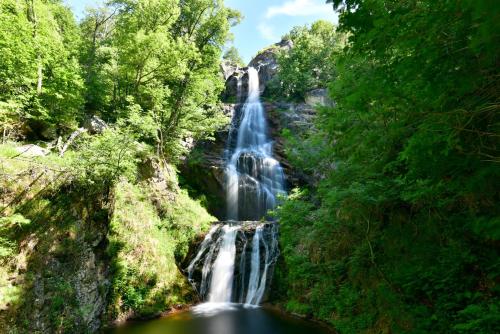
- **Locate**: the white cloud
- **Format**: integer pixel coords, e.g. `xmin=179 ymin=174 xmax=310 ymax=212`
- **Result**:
xmin=265 ymin=0 xmax=332 ymax=19
xmin=258 ymin=22 xmax=278 ymax=41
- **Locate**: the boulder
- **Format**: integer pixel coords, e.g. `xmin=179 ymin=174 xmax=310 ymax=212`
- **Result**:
xmin=223 ymin=68 xmax=247 ymax=102
xmin=83 ymin=115 xmax=108 ymax=134
xmin=15 ymin=144 xmax=49 ymax=157
xmin=305 ymin=88 xmax=333 ymax=107
xmin=220 ymin=60 xmax=239 ymax=81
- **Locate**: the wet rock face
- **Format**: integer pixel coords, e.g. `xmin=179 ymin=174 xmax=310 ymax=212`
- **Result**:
xmin=181 ymin=101 xmax=315 ymax=220
xmin=181 ymin=38 xmax=315 ymax=220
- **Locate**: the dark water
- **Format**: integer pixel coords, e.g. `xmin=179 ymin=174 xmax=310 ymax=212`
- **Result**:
xmin=106 ymin=304 xmax=332 ymax=334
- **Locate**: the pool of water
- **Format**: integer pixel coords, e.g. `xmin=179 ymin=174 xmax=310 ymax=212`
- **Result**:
xmin=105 ymin=303 xmax=332 ymax=334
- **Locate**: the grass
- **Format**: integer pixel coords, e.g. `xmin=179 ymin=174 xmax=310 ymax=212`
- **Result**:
xmin=106 ymin=179 xmax=214 ymax=321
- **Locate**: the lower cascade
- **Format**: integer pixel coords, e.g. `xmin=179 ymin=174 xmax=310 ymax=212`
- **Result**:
xmin=187 ymin=222 xmax=280 ymax=306
xmin=186 ymin=67 xmax=285 ymax=307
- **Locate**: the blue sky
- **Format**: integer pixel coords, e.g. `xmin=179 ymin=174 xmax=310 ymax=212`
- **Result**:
xmin=65 ymin=0 xmax=338 ymax=64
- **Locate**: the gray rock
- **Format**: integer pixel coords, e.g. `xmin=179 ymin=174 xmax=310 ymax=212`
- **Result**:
xmin=223 ymin=68 xmax=247 ymax=102
xmin=83 ymin=115 xmax=108 ymax=134
xmin=220 ymin=61 xmax=240 ymax=81
xmin=305 ymin=88 xmax=333 ymax=107
xmin=73 ymin=248 xmax=109 ymax=332
xmin=224 ymin=39 xmax=293 ymax=102
xmin=15 ymin=144 xmax=49 ymax=157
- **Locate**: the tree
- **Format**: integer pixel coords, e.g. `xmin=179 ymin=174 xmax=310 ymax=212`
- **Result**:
xmin=278 ymin=20 xmax=343 ymax=100
xmin=100 ymin=0 xmax=241 ymax=158
xmin=223 ymin=46 xmax=244 ymax=66
xmin=0 ymin=0 xmax=84 ymax=138
xmin=79 ymin=5 xmax=118 ymax=115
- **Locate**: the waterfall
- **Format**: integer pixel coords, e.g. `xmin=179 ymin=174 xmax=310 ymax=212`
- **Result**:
xmin=225 ymin=67 xmax=285 ymax=221
xmin=208 ymin=225 xmax=240 ymax=303
xmin=188 ymin=67 xmax=285 ymax=309
xmin=245 ymin=226 xmax=262 ymax=304
xmin=187 ymin=225 xmax=220 ymax=282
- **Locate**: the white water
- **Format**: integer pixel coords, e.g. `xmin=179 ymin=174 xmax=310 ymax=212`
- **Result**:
xmin=245 ymin=226 xmax=262 ymax=304
xmin=188 ymin=67 xmax=284 ymax=311
xmin=187 ymin=225 xmax=220 ymax=282
xmin=200 ymin=241 xmax=217 ymax=298
xmin=238 ymin=234 xmax=248 ymax=303
xmin=254 ymin=226 xmax=271 ymax=304
xmin=208 ymin=225 xmax=240 ymax=303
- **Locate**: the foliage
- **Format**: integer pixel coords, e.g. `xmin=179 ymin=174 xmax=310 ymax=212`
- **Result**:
xmin=277 ymin=20 xmax=344 ymax=100
xmin=277 ymin=1 xmax=500 ymax=333
xmin=1 ymin=0 xmax=239 ymax=159
xmin=223 ymin=46 xmax=245 ymax=67
xmin=78 ymin=0 xmax=239 ymax=159
xmin=0 ymin=0 xmax=84 ymax=138
xmin=70 ymin=127 xmax=145 ymax=189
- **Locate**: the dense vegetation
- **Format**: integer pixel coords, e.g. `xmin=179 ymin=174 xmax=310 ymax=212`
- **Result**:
xmin=278 ymin=20 xmax=343 ymax=100
xmin=1 ymin=0 xmax=239 ymax=157
xmin=276 ymin=1 xmax=499 ymax=333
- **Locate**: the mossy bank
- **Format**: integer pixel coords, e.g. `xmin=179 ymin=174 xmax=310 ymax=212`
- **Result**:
xmin=0 ymin=142 xmax=213 ymax=333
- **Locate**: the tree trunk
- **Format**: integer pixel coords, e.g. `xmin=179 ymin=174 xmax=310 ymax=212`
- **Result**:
xmin=26 ymin=0 xmax=42 ymax=94
xmin=59 ymin=128 xmax=87 ymax=156
xmin=36 ymin=54 xmax=43 ymax=94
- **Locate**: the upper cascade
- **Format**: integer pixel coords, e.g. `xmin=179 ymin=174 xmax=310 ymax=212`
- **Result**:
xmin=225 ymin=67 xmax=286 ymax=221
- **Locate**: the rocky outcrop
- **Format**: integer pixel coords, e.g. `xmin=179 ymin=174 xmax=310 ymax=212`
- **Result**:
xmin=179 ymin=104 xmax=236 ymax=219
xmin=220 ymin=60 xmax=240 ymax=81
xmin=6 ymin=190 xmax=111 ymax=334
xmin=264 ymin=102 xmax=316 ymax=185
xmin=83 ymin=115 xmax=108 ymax=134
xmin=249 ymin=39 xmax=293 ymax=94
xmin=223 ymin=39 xmax=293 ymax=102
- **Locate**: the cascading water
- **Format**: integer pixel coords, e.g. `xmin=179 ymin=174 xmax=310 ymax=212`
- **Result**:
xmin=226 ymin=67 xmax=285 ymax=221
xmin=207 ymin=225 xmax=240 ymax=302
xmin=245 ymin=226 xmax=263 ymax=305
xmin=188 ymin=67 xmax=284 ymax=310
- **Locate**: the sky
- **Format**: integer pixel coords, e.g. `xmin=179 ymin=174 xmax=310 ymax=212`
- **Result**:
xmin=65 ymin=0 xmax=338 ymax=64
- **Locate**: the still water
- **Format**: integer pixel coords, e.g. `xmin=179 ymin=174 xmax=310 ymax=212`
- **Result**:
xmin=106 ymin=303 xmax=332 ymax=334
